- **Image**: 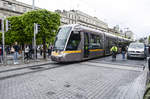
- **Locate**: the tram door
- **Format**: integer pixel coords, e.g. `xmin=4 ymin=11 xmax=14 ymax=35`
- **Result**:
xmin=84 ymin=33 xmax=89 ymax=58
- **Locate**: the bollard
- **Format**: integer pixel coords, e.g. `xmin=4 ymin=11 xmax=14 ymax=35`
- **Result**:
xmin=22 ymin=51 xmax=24 ymax=63
xmin=147 ymin=57 xmax=150 ymax=71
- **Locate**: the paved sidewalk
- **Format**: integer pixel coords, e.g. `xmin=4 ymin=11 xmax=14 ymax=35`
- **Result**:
xmin=0 ymin=53 xmax=53 ymax=72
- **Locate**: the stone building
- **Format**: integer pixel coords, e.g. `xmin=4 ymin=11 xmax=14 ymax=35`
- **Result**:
xmin=124 ymin=30 xmax=133 ymax=39
xmin=0 ymin=0 xmax=37 ymax=17
xmin=0 ymin=0 xmax=133 ymax=39
xmin=55 ymin=9 xmax=108 ymax=32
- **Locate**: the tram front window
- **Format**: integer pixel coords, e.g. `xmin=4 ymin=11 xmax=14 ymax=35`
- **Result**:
xmin=54 ymin=27 xmax=72 ymax=50
xmin=66 ymin=31 xmax=81 ymax=50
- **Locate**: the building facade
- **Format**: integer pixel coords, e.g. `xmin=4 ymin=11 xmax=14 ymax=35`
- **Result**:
xmin=0 ymin=0 xmax=133 ymax=39
xmin=0 ymin=0 xmax=36 ymax=18
xmin=55 ymin=10 xmax=108 ymax=32
xmin=124 ymin=30 xmax=133 ymax=39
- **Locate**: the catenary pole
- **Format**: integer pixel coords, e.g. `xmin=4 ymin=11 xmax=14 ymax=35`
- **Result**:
xmin=2 ymin=18 xmax=5 ymax=64
xmin=33 ymin=0 xmax=36 ymax=60
xmin=32 ymin=0 xmax=35 ymax=10
xmin=34 ymin=23 xmax=37 ymax=60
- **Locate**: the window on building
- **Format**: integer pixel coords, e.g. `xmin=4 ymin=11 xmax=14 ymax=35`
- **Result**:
xmin=78 ymin=16 xmax=80 ymax=20
xmin=86 ymin=19 xmax=88 ymax=22
xmin=3 ymin=2 xmax=7 ymax=7
xmin=23 ymin=7 xmax=27 ymax=12
xmin=12 ymin=4 xmax=16 ymax=11
xmin=7 ymin=2 xmax=12 ymax=9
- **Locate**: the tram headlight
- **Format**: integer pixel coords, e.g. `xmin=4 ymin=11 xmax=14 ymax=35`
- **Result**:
xmin=51 ymin=51 xmax=67 ymax=57
xmin=59 ymin=51 xmax=67 ymax=57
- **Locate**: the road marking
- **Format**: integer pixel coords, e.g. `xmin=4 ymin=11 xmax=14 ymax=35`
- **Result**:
xmin=81 ymin=62 xmax=143 ymax=72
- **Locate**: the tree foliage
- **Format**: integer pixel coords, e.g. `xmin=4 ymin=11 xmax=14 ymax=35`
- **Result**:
xmin=6 ymin=16 xmax=24 ymax=45
xmin=4 ymin=9 xmax=60 ymax=45
xmin=22 ymin=9 xmax=60 ymax=44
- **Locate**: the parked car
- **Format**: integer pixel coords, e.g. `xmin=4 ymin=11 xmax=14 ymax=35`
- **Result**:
xmin=127 ymin=43 xmax=146 ymax=59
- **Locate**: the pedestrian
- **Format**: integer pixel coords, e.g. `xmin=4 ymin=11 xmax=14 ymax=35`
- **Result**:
xmin=24 ymin=45 xmax=29 ymax=61
xmin=110 ymin=44 xmax=118 ymax=61
xmin=29 ymin=45 xmax=33 ymax=59
xmin=48 ymin=44 xmax=53 ymax=57
xmin=13 ymin=42 xmax=20 ymax=64
xmin=121 ymin=45 xmax=126 ymax=60
xmin=0 ymin=46 xmax=2 ymax=63
xmin=148 ymin=45 xmax=150 ymax=57
xmin=40 ymin=45 xmax=43 ymax=56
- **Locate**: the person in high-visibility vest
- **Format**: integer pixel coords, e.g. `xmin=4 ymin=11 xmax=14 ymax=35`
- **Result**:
xmin=110 ymin=45 xmax=118 ymax=52
xmin=110 ymin=45 xmax=118 ymax=60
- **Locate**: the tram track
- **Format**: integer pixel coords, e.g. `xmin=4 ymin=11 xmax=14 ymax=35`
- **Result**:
xmin=0 ymin=62 xmax=52 ymax=73
xmin=0 ymin=62 xmax=72 ymax=80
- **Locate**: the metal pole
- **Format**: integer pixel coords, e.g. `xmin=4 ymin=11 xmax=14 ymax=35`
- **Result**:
xmin=32 ymin=0 xmax=35 ymax=10
xmin=34 ymin=23 xmax=36 ymax=60
xmin=2 ymin=18 xmax=5 ymax=64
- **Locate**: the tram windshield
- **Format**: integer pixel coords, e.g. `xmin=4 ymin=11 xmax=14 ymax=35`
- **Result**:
xmin=66 ymin=31 xmax=81 ymax=50
xmin=54 ymin=27 xmax=72 ymax=50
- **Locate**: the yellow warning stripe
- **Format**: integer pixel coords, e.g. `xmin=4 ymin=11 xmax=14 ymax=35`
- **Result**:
xmin=89 ymin=49 xmax=104 ymax=52
xmin=52 ymin=49 xmax=104 ymax=56
xmin=63 ymin=50 xmax=81 ymax=53
xmin=51 ymin=50 xmax=81 ymax=56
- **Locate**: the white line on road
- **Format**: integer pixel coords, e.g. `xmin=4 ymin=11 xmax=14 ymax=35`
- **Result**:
xmin=81 ymin=62 xmax=143 ymax=72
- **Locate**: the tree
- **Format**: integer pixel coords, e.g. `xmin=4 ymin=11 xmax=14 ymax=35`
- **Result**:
xmin=5 ymin=16 xmax=25 ymax=45
xmin=2 ymin=9 xmax=60 ymax=59
xmin=22 ymin=9 xmax=60 ymax=59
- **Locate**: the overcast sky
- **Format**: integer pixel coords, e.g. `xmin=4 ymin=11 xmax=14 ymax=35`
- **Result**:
xmin=17 ymin=0 xmax=150 ymax=39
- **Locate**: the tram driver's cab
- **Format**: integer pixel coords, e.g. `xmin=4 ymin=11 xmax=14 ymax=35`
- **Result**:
xmin=51 ymin=26 xmax=82 ymax=62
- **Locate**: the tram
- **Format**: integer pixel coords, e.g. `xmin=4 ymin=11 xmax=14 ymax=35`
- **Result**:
xmin=51 ymin=24 xmax=130 ymax=62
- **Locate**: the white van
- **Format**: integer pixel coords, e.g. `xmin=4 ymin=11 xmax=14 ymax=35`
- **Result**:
xmin=127 ymin=43 xmax=146 ymax=59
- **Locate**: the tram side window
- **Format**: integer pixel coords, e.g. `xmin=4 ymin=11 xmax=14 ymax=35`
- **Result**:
xmin=97 ymin=36 xmax=102 ymax=48
xmin=66 ymin=31 xmax=81 ymax=50
xmin=108 ymin=38 xmax=112 ymax=49
xmin=90 ymin=34 xmax=101 ymax=49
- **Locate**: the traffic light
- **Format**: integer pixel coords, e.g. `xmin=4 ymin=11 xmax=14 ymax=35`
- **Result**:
xmin=6 ymin=20 xmax=11 ymax=32
xmin=35 ymin=23 xmax=40 ymax=34
xmin=37 ymin=24 xmax=40 ymax=33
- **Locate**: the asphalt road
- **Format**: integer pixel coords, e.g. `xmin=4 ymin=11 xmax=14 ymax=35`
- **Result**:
xmin=0 ymin=54 xmax=147 ymax=99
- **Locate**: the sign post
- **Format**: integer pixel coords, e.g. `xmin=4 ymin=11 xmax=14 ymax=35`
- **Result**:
xmin=34 ymin=23 xmax=37 ymax=60
xmin=34 ymin=23 xmax=40 ymax=60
